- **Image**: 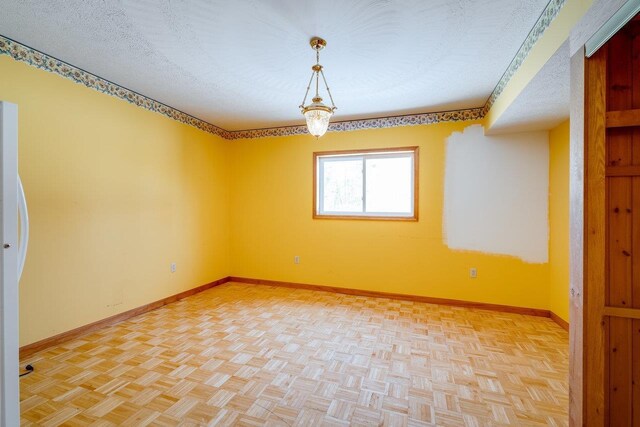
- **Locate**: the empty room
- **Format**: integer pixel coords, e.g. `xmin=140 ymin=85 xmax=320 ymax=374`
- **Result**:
xmin=0 ymin=0 xmax=638 ymax=426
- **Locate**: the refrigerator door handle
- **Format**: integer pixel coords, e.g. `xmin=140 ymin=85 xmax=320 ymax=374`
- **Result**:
xmin=17 ymin=175 xmax=28 ymax=282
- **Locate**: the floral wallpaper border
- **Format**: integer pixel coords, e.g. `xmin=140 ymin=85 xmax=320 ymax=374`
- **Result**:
xmin=0 ymin=0 xmax=564 ymax=140
xmin=482 ymin=0 xmax=566 ymax=115
xmin=227 ymin=108 xmax=485 ymax=139
xmin=0 ymin=36 xmax=233 ymax=140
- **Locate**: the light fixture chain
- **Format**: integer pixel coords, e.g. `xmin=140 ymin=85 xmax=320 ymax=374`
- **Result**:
xmin=300 ymin=70 xmax=315 ymax=109
xmin=315 ymin=49 xmax=320 ymax=98
xmin=319 ymin=69 xmax=336 ymax=110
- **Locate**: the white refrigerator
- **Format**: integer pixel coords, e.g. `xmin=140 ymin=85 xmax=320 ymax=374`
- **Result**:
xmin=0 ymin=102 xmax=29 ymax=426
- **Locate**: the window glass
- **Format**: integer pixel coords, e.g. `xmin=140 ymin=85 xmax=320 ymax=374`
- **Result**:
xmin=315 ymin=148 xmax=417 ymax=220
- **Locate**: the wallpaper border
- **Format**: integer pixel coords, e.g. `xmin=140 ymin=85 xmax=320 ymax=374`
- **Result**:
xmin=0 ymin=0 xmax=565 ymax=140
xmin=0 ymin=36 xmax=233 ymax=140
xmin=482 ymin=0 xmax=566 ymax=115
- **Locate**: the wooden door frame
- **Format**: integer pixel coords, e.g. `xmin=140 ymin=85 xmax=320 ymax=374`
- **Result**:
xmin=583 ymin=44 xmax=607 ymax=426
xmin=568 ymin=2 xmax=640 ymax=424
xmin=570 ymin=37 xmax=609 ymax=427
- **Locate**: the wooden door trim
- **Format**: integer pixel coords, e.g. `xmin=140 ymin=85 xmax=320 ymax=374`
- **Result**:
xmin=583 ymin=44 xmax=607 ymax=425
xmin=603 ymin=306 xmax=640 ymax=319
xmin=606 ymin=109 xmax=640 ymax=128
xmin=605 ymin=165 xmax=640 ymax=176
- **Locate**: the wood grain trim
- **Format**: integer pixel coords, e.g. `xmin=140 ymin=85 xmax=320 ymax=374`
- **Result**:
xmin=19 ymin=276 xmax=232 ymax=359
xmin=550 ymin=311 xmax=570 ymax=331
xmin=605 ymin=109 xmax=640 ymax=128
xmin=605 ymin=165 xmax=640 ymax=176
xmin=229 ymin=277 xmax=553 ymax=319
xmin=311 ymin=214 xmax=418 ymax=222
xmin=312 ymin=146 xmax=420 ymax=157
xmin=603 ymin=306 xmax=640 ymax=319
xmin=583 ymin=45 xmax=607 ymax=425
xmin=312 ymin=146 xmax=419 ymax=221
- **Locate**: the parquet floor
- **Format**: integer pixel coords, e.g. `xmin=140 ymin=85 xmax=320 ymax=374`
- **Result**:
xmin=20 ymin=282 xmax=569 ymax=426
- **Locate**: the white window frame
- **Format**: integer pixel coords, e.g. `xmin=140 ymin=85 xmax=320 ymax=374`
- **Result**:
xmin=313 ymin=147 xmax=418 ymax=221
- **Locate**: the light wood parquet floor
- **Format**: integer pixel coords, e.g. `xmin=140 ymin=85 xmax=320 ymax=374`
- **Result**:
xmin=20 ymin=282 xmax=569 ymax=426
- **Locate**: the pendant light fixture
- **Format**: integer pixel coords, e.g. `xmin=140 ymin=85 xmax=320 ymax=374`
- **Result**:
xmin=299 ymin=37 xmax=337 ymax=138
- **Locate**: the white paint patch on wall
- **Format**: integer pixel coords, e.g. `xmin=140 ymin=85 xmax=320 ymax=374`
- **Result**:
xmin=443 ymin=125 xmax=549 ymax=263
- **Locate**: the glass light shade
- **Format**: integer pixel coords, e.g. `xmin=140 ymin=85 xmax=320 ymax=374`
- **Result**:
xmin=303 ymin=102 xmax=333 ymax=137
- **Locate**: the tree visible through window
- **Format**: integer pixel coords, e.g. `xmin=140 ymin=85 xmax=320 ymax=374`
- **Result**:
xmin=314 ymin=147 xmax=418 ymax=220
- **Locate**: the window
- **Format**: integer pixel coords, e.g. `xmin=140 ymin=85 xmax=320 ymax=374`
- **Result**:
xmin=314 ymin=147 xmax=418 ymax=220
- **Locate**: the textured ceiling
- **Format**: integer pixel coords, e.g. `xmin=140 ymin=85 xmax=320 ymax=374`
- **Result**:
xmin=0 ymin=0 xmax=550 ymax=131
xmin=488 ymin=41 xmax=570 ymax=134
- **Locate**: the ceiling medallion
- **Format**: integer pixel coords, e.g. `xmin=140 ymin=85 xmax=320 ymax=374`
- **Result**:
xmin=299 ymin=37 xmax=337 ymax=138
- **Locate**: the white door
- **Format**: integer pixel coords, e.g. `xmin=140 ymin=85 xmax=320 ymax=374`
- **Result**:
xmin=0 ymin=102 xmax=19 ymax=426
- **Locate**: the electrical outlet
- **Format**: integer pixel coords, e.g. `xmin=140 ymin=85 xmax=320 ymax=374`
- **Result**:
xmin=469 ymin=268 xmax=477 ymax=279
xmin=294 ymin=256 xmax=300 ymax=264
xmin=171 ymin=263 xmax=177 ymax=273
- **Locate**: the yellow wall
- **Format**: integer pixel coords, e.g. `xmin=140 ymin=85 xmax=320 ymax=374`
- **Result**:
xmin=3 ymin=49 xmax=571 ymax=346
xmin=549 ymin=120 xmax=570 ymax=322
xmin=0 ymin=56 xmax=232 ymax=346
xmin=230 ymin=123 xmax=551 ymax=310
